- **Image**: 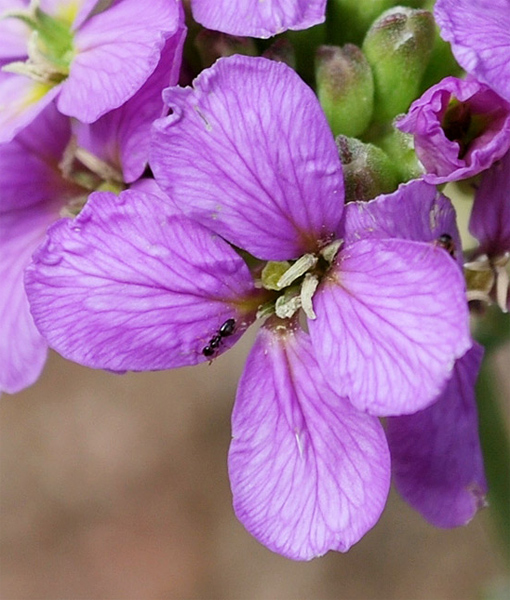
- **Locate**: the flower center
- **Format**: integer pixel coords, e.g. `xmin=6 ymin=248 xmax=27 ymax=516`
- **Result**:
xmin=464 ymin=252 xmax=510 ymax=312
xmin=258 ymin=240 xmax=342 ymax=320
xmin=441 ymin=97 xmax=492 ymax=160
xmin=2 ymin=0 xmax=76 ymax=84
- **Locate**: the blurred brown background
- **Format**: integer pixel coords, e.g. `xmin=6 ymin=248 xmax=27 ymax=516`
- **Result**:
xmin=1 ymin=330 xmax=509 ymax=600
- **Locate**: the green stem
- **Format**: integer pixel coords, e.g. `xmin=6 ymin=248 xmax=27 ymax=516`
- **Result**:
xmin=475 ymin=356 xmax=510 ymax=561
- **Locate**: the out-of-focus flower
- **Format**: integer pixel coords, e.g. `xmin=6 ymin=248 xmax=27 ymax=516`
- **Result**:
xmin=0 ymin=31 xmax=184 ymax=395
xmin=190 ymin=0 xmax=326 ymax=39
xmin=396 ymin=76 xmax=510 ymax=184
xmin=0 ymin=0 xmax=183 ymax=142
xmin=434 ymin=0 xmax=510 ymax=103
xmin=466 ymin=149 xmax=510 ymax=311
xmin=25 ymin=56 xmax=474 ymax=559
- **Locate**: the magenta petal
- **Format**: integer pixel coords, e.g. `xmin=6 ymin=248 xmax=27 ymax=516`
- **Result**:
xmin=309 ymin=238 xmax=472 ymax=416
xmin=342 ymin=180 xmax=463 ymax=268
xmin=0 ymin=203 xmax=59 ymax=393
xmin=25 ymin=189 xmax=259 ymax=371
xmin=229 ymin=323 xmax=390 ymax=560
xmin=387 ymin=344 xmax=487 ymax=527
xmin=151 ymin=55 xmax=344 ymax=260
xmin=435 ymin=0 xmax=510 ymax=103
xmin=60 ymin=0 xmax=181 ymax=122
xmin=191 ymin=0 xmax=326 ymax=39
xmin=470 ymin=148 xmax=510 ymax=256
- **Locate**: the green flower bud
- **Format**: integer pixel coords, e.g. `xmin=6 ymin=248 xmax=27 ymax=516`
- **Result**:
xmin=336 ymin=135 xmax=399 ymax=202
xmin=327 ymin=0 xmax=397 ymax=45
xmin=377 ymin=127 xmax=424 ymax=182
xmin=362 ymin=7 xmax=435 ymax=123
xmin=316 ymin=44 xmax=374 ymax=138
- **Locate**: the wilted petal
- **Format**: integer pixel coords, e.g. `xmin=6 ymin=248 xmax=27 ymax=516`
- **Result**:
xmin=25 ymin=189 xmax=261 ymax=371
xmin=387 ymin=344 xmax=487 ymax=527
xmin=309 ymin=238 xmax=472 ymax=416
xmin=191 ymin=0 xmax=326 ymax=39
xmin=229 ymin=322 xmax=390 ymax=560
xmin=470 ymin=148 xmax=510 ymax=256
xmin=59 ymin=0 xmax=182 ymax=122
xmin=0 ymin=202 xmax=60 ymax=393
xmin=343 ymin=180 xmax=463 ymax=268
xmin=434 ymin=0 xmax=510 ymax=103
xmin=151 ymin=55 xmax=344 ymax=260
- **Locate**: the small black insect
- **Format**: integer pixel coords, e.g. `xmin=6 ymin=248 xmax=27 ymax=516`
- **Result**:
xmin=436 ymin=233 xmax=456 ymax=257
xmin=218 ymin=318 xmax=236 ymax=337
xmin=202 ymin=319 xmax=237 ymax=358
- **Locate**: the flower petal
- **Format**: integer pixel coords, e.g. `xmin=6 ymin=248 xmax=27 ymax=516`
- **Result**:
xmin=151 ymin=55 xmax=344 ymax=260
xmin=59 ymin=0 xmax=182 ymax=122
xmin=73 ymin=29 xmax=186 ymax=183
xmin=191 ymin=0 xmax=326 ymax=39
xmin=229 ymin=322 xmax=390 ymax=560
xmin=387 ymin=344 xmax=487 ymax=527
xmin=0 ymin=101 xmax=80 ymax=213
xmin=434 ymin=0 xmax=510 ymax=103
xmin=25 ymin=189 xmax=261 ymax=371
xmin=396 ymin=77 xmax=510 ymax=184
xmin=0 ymin=202 xmax=60 ymax=393
xmin=309 ymin=238 xmax=472 ymax=416
xmin=0 ymin=71 xmax=61 ymax=144
xmin=342 ymin=180 xmax=463 ymax=268
xmin=470 ymin=148 xmax=510 ymax=256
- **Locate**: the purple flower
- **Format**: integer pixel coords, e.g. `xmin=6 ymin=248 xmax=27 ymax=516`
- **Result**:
xmin=343 ymin=183 xmax=488 ymax=527
xmin=0 ymin=31 xmax=184 ymax=395
xmin=467 ymin=149 xmax=510 ymax=311
xmin=190 ymin=0 xmax=326 ymax=39
xmin=396 ymin=76 xmax=510 ymax=184
xmin=434 ymin=0 xmax=510 ymax=103
xmin=0 ymin=0 xmax=183 ymax=142
xmin=24 ymin=56 xmax=476 ymax=558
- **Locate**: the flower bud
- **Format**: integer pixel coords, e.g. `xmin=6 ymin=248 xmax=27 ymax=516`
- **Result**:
xmin=336 ymin=135 xmax=399 ymax=202
xmin=327 ymin=0 xmax=397 ymax=45
xmin=362 ymin=7 xmax=435 ymax=122
xmin=316 ymin=44 xmax=374 ymax=137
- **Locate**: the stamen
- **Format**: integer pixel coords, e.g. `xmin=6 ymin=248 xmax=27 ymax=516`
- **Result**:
xmin=300 ymin=273 xmax=319 ymax=320
xmin=276 ymin=253 xmax=317 ymax=289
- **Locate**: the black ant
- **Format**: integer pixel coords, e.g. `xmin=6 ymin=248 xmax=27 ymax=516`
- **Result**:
xmin=436 ymin=233 xmax=456 ymax=258
xmin=202 ymin=318 xmax=236 ymax=357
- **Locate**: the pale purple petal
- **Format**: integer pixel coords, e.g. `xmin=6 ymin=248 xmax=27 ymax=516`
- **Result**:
xmin=387 ymin=344 xmax=487 ymax=527
xmin=229 ymin=322 xmax=390 ymax=560
xmin=309 ymin=238 xmax=472 ymax=416
xmin=0 ymin=202 xmax=61 ymax=393
xmin=0 ymin=71 xmax=61 ymax=144
xmin=191 ymin=0 xmax=326 ymax=39
xmin=73 ymin=29 xmax=186 ymax=183
xmin=342 ymin=179 xmax=463 ymax=268
xmin=0 ymin=101 xmax=80 ymax=213
xmin=396 ymin=77 xmax=510 ymax=184
xmin=151 ymin=55 xmax=344 ymax=260
xmin=435 ymin=0 xmax=510 ymax=103
xmin=25 ymin=189 xmax=261 ymax=371
xmin=470 ymin=148 xmax=510 ymax=256
xmin=59 ymin=0 xmax=182 ymax=122
xmin=0 ymin=0 xmax=29 ymax=64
